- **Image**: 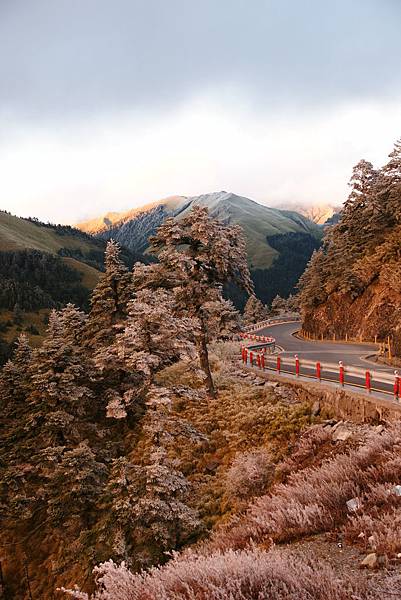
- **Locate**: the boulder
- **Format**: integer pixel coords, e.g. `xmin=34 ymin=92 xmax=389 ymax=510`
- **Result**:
xmin=346 ymin=497 xmax=361 ymax=512
xmin=333 ymin=425 xmax=352 ymax=442
xmin=360 ymin=553 xmax=378 ymax=569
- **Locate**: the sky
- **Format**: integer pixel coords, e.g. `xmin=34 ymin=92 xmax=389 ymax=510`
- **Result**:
xmin=1 ymin=0 xmax=401 ymax=224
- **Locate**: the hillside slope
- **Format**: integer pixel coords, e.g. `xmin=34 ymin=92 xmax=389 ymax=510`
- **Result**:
xmin=299 ymin=140 xmax=401 ymax=358
xmin=78 ymin=192 xmax=321 ymax=305
xmin=0 ymin=210 xmax=105 ymax=280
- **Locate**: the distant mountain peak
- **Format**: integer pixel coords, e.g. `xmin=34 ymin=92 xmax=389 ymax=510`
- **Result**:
xmin=76 ymin=191 xmax=321 ymax=270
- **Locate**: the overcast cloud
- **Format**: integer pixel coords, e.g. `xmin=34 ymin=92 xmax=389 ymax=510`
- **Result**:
xmin=1 ymin=0 xmax=401 ymax=222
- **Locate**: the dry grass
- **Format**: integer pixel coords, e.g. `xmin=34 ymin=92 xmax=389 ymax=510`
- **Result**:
xmin=156 ymin=349 xmax=318 ymax=528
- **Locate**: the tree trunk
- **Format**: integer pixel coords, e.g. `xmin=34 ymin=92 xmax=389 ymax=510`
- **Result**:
xmin=196 ymin=317 xmax=216 ymax=399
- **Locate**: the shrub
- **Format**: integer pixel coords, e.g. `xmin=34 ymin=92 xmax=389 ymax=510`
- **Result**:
xmin=225 ymin=448 xmax=275 ymax=502
xmin=343 ymin=479 xmax=401 ymax=557
xmin=344 ymin=509 xmax=401 ymax=557
xmin=204 ymin=428 xmax=401 ymax=552
xmin=61 ymin=547 xmax=363 ymax=600
xmin=277 ymin=424 xmax=332 ymax=477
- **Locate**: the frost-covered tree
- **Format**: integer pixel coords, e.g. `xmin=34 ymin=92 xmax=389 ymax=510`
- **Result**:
xmin=144 ymin=206 xmax=253 ymax=397
xmin=243 ymin=295 xmax=268 ymax=325
xmin=42 ymin=442 xmax=107 ymax=527
xmin=271 ymin=294 xmax=287 ymax=315
xmin=0 ymin=333 xmax=32 ymax=407
xmin=115 ymin=287 xmax=196 ymax=383
xmin=86 ymin=240 xmax=132 ymax=349
xmin=95 ymin=287 xmax=196 ymax=419
xmin=103 ymin=386 xmax=202 ymax=568
xmin=29 ymin=308 xmax=94 ymax=445
xmin=203 ymin=297 xmax=240 ymax=340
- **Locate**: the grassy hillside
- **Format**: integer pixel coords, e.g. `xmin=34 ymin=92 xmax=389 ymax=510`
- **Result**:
xmin=177 ymin=192 xmax=321 ymax=269
xmin=0 ymin=211 xmax=103 ymax=254
xmin=0 ymin=211 xmax=106 ymax=361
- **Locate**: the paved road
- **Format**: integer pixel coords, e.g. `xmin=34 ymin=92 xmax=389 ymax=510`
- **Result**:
xmin=257 ymin=322 xmax=394 ymax=374
xmin=246 ymin=321 xmax=401 ymax=399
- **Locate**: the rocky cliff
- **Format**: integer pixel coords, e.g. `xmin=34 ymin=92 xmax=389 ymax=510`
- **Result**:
xmin=299 ymin=140 xmax=401 ymax=357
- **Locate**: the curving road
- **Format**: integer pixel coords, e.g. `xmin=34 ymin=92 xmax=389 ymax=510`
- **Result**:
xmin=246 ymin=321 xmax=401 ymax=400
xmin=257 ymin=322 xmax=394 ymax=374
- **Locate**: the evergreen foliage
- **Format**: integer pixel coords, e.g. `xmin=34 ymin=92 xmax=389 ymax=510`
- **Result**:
xmin=243 ymin=295 xmax=269 ymax=325
xmin=137 ymin=206 xmax=252 ymax=397
xmin=0 ymin=210 xmax=248 ymax=597
xmin=298 ymin=138 xmax=401 ymax=351
xmin=0 ymin=249 xmax=90 ymax=310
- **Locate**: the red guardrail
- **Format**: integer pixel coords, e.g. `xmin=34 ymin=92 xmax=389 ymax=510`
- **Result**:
xmin=240 ymin=347 xmax=401 ymax=401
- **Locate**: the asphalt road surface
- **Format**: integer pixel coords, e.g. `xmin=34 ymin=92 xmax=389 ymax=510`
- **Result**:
xmin=250 ymin=322 xmax=399 ymax=399
xmin=257 ymin=322 xmax=394 ymax=373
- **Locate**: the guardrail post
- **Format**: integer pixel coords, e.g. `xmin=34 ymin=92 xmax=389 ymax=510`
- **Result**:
xmin=295 ymin=354 xmax=300 ymax=377
xmin=394 ymin=371 xmax=400 ymax=400
xmin=316 ymin=361 xmax=321 ymax=381
xmin=257 ymin=354 xmax=261 ymax=368
xmin=261 ymin=354 xmax=265 ymax=370
xmin=249 ymin=351 xmax=254 ymax=366
xmin=277 ymin=356 xmax=281 ymax=373
xmin=365 ymin=371 xmax=371 ymax=394
xmin=339 ymin=361 xmax=345 ymax=386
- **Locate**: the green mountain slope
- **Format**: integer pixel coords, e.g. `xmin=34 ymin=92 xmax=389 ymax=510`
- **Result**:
xmin=0 ymin=211 xmax=109 ymax=362
xmin=77 ymin=191 xmax=322 ymax=306
xmin=175 ymin=192 xmax=321 ymax=269
xmin=0 ymin=210 xmax=104 ymax=282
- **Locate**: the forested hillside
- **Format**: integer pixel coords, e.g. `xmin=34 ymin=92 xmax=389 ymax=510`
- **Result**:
xmin=299 ymin=139 xmax=401 ymax=357
xmin=0 ymin=211 xmax=145 ymax=364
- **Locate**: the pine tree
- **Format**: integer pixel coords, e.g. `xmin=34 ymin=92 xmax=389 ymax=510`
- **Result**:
xmin=103 ymin=386 xmax=202 ymax=568
xmin=28 ymin=308 xmax=94 ymax=446
xmin=203 ymin=297 xmax=240 ymax=340
xmin=243 ymin=295 xmax=268 ymax=325
xmin=12 ymin=302 xmax=23 ymax=325
xmin=0 ymin=333 xmax=32 ymax=408
xmin=145 ymin=206 xmax=253 ymax=398
xmin=382 ymin=138 xmax=401 ymax=183
xmin=86 ymin=240 xmax=132 ymax=349
xmin=43 ymin=442 xmax=107 ymax=527
xmin=96 ymin=287 xmax=196 ymax=419
xmin=271 ymin=294 xmax=287 ymax=316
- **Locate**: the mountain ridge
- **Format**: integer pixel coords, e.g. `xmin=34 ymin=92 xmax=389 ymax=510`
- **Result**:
xmin=77 ymin=191 xmax=321 ymax=270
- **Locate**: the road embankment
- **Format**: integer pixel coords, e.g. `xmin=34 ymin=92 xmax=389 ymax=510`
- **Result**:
xmin=242 ymin=366 xmax=401 ymax=424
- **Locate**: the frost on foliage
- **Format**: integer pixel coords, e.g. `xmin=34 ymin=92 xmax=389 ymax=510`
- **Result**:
xmin=203 ymin=297 xmax=240 ymax=340
xmin=206 ymin=427 xmax=401 ymax=554
xmin=243 ymin=295 xmax=269 ymax=325
xmin=144 ymin=385 xmax=207 ymax=446
xmin=0 ymin=332 xmax=32 ymax=406
xmin=145 ymin=206 xmax=252 ymax=397
xmin=61 ymin=547 xmax=367 ymax=600
xmin=86 ymin=240 xmax=132 ymax=349
xmin=103 ymin=449 xmax=200 ymax=568
xmin=100 ymin=385 xmax=203 ymax=568
xmin=109 ymin=287 xmax=196 ymax=384
xmin=105 ymin=392 xmax=127 ymax=419
xmin=226 ymin=448 xmax=275 ymax=502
